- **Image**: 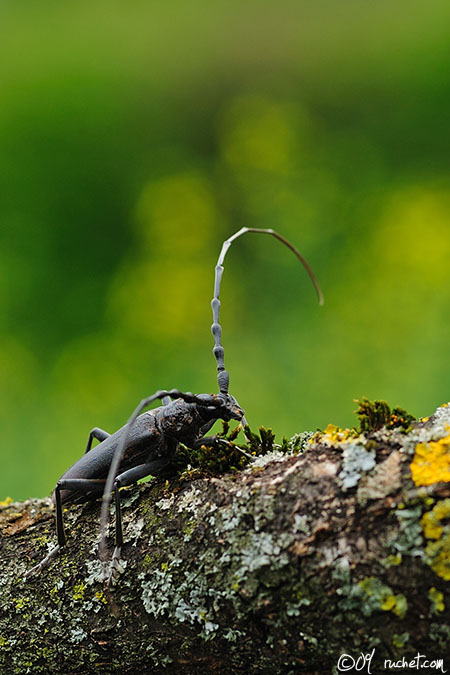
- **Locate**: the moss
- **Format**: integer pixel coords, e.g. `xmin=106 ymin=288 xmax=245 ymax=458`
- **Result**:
xmin=243 ymin=425 xmax=276 ymax=455
xmin=410 ymin=431 xmax=450 ymax=486
xmin=355 ymin=398 xmax=415 ymax=433
xmin=166 ymin=423 xmax=251 ymax=478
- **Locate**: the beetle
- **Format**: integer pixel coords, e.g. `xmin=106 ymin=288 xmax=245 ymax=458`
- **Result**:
xmin=24 ymin=227 xmax=323 ymax=580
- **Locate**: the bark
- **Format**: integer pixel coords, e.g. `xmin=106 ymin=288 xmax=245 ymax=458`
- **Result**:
xmin=1 ymin=403 xmax=450 ymax=674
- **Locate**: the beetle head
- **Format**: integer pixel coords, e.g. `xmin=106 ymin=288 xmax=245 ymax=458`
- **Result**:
xmin=198 ymin=392 xmax=245 ymax=423
xmin=218 ymin=392 xmax=245 ymax=421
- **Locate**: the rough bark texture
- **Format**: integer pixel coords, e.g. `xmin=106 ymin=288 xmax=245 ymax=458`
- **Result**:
xmin=1 ymin=403 xmax=450 ymax=674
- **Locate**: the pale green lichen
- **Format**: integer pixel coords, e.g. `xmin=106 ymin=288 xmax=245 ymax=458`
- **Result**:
xmin=429 ymin=622 xmax=450 ymax=649
xmin=392 ymin=632 xmax=409 ymax=648
xmin=338 ymin=442 xmax=376 ymax=490
xmin=389 ymin=504 xmax=424 ymax=558
xmin=357 ymin=577 xmax=408 ymax=619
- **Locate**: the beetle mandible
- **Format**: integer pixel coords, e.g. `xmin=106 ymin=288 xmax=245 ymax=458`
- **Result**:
xmin=24 ymin=227 xmax=323 ymax=580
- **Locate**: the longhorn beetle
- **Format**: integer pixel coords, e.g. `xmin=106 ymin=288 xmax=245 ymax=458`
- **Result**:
xmin=24 ymin=227 xmax=323 ymax=580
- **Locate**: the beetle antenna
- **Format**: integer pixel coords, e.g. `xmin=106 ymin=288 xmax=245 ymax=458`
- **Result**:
xmin=211 ymin=227 xmax=324 ymax=394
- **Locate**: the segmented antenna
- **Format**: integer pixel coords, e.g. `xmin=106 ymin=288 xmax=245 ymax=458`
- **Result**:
xmin=211 ymin=227 xmax=324 ymax=394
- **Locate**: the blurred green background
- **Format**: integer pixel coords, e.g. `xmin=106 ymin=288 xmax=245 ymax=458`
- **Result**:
xmin=1 ymin=0 xmax=449 ymax=500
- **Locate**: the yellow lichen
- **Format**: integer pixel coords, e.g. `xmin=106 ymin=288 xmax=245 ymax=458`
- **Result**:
xmin=425 ymin=537 xmax=450 ymax=581
xmin=421 ymin=499 xmax=450 ymax=581
xmin=380 ymin=595 xmax=396 ymax=611
xmin=95 ymin=590 xmax=108 ymax=605
xmin=72 ymin=582 xmax=85 ymax=601
xmin=358 ymin=577 xmax=407 ymax=618
xmin=410 ymin=429 xmax=450 ymax=486
xmin=0 ymin=496 xmax=12 ymax=506
xmin=383 ymin=553 xmax=403 ymax=567
xmin=315 ymin=424 xmax=355 ymax=446
xmin=428 ymin=587 xmax=445 ymax=613
xmin=421 ymin=500 xmax=450 ymax=539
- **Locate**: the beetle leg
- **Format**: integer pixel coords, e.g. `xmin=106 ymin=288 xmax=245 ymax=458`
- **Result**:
xmin=106 ymin=458 xmax=171 ymax=581
xmin=55 ymin=478 xmax=106 ymax=546
xmin=24 ymin=544 xmax=60 ymax=579
xmin=84 ymin=427 xmax=110 ymax=454
xmin=194 ymin=435 xmax=253 ymax=460
xmin=24 ymin=477 xmax=106 ymax=579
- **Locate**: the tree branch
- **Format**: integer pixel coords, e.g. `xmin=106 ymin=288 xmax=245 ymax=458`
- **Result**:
xmin=1 ymin=403 xmax=450 ymax=673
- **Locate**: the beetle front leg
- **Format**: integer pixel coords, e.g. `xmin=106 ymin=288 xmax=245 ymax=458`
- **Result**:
xmin=194 ymin=434 xmax=253 ymax=460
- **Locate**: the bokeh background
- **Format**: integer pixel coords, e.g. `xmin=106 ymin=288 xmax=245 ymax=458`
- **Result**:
xmin=1 ymin=1 xmax=449 ymax=500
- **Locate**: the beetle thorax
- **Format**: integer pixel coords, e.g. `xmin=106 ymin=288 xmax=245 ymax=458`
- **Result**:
xmin=158 ymin=398 xmax=204 ymax=443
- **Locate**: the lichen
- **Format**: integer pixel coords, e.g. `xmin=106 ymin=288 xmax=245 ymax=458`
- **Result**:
xmin=72 ymin=582 xmax=86 ymax=602
xmin=392 ymin=632 xmax=409 ymax=648
xmin=13 ymin=596 xmax=30 ymax=613
xmin=429 ymin=622 xmax=450 ymax=649
xmin=428 ymin=587 xmax=445 ymax=614
xmin=424 ymin=537 xmax=450 ymax=581
xmin=287 ymin=431 xmax=314 ymax=453
xmin=357 ymin=450 xmax=402 ymax=505
xmin=389 ymin=504 xmax=424 ymax=558
xmin=421 ymin=499 xmax=450 ymax=581
xmin=381 ymin=553 xmax=403 ymax=568
xmin=338 ymin=442 xmax=376 ymax=490
xmin=410 ymin=430 xmax=450 ymax=486
xmin=421 ymin=499 xmax=450 ymax=539
xmin=318 ymin=424 xmax=355 ymax=446
xmin=357 ymin=577 xmax=408 ymax=619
